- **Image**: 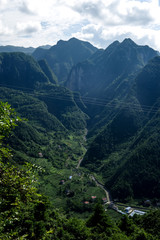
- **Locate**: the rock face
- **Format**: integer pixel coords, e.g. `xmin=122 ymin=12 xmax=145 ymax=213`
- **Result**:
xmin=65 ymin=38 xmax=158 ymax=98
xmin=67 ymin=66 xmax=85 ymax=93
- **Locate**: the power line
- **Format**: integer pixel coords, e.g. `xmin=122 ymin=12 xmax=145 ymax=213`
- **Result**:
xmin=0 ymin=84 xmax=159 ymax=114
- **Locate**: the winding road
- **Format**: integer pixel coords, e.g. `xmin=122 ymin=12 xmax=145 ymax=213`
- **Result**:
xmin=76 ymin=128 xmax=111 ymax=204
xmin=91 ymin=175 xmax=111 ymax=204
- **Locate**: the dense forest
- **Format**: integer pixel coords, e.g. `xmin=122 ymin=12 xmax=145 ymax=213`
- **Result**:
xmin=0 ymin=37 xmax=160 ymax=239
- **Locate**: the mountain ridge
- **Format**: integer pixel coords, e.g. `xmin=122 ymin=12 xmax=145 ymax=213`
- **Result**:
xmin=65 ymin=38 xmax=158 ymax=99
xmin=32 ymin=37 xmax=98 ymax=82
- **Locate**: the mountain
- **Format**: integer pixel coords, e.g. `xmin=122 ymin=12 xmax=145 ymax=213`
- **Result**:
xmin=0 ymin=51 xmax=90 ymax=210
xmin=0 ymin=51 xmax=87 ymax=136
xmin=82 ymin=56 xmax=160 ymax=200
xmin=1 ymin=52 xmax=160 ymax=240
xmin=1 ymin=38 xmax=160 ymax=204
xmin=0 ymin=85 xmax=87 ymax=163
xmin=65 ymin=38 xmax=158 ymax=99
xmin=0 ymin=44 xmax=51 ymax=55
xmin=32 ymin=37 xmax=98 ymax=82
xmin=0 ymin=45 xmax=35 ymax=54
xmin=135 ymin=56 xmax=160 ymax=107
xmin=38 ymin=44 xmax=51 ymax=49
xmin=0 ymin=52 xmax=52 ymax=90
xmin=65 ymin=38 xmax=159 ymax=137
xmin=108 ymin=56 xmax=160 ymax=199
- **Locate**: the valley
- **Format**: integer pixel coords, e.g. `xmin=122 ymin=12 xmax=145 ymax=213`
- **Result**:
xmin=1 ymin=37 xmax=160 ymax=239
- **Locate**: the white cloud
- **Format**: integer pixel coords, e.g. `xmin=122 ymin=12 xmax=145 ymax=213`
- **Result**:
xmin=18 ymin=1 xmax=37 ymax=15
xmin=0 ymin=0 xmax=160 ymax=50
xmin=16 ymin=21 xmax=42 ymax=34
xmin=0 ymin=19 xmax=12 ymax=35
xmin=18 ymin=0 xmax=55 ymax=16
xmin=0 ymin=0 xmax=8 ymax=7
xmin=68 ymin=0 xmax=160 ymax=50
xmin=72 ymin=0 xmax=158 ymax=27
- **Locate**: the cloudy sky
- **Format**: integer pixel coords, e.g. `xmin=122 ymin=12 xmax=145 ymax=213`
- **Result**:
xmin=0 ymin=0 xmax=160 ymax=50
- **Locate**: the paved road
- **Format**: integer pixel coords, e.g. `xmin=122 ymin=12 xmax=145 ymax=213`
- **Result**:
xmin=91 ymin=175 xmax=111 ymax=204
xmin=75 ymin=129 xmax=111 ymax=203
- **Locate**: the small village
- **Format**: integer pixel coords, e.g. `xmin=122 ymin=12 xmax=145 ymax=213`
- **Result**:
xmin=108 ymin=203 xmax=146 ymax=217
xmin=59 ymin=172 xmax=148 ymax=218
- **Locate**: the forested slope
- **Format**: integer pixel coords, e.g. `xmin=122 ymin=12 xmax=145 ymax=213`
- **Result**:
xmin=82 ymin=56 xmax=160 ymax=200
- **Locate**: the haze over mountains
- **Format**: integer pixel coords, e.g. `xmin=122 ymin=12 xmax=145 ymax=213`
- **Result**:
xmin=0 ymin=44 xmax=51 ymax=55
xmin=0 ymin=37 xmax=160 ymax=204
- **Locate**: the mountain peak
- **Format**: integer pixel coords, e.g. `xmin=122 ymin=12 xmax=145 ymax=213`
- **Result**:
xmin=57 ymin=38 xmax=81 ymax=46
xmin=121 ymin=38 xmax=137 ymax=46
xmin=68 ymin=37 xmax=79 ymax=42
xmin=57 ymin=39 xmax=65 ymax=45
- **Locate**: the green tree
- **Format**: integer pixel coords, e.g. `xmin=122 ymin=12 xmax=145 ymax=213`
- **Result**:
xmin=0 ymin=101 xmax=20 ymax=160
xmin=86 ymin=203 xmax=117 ymax=238
xmin=0 ymin=101 xmax=49 ymax=239
xmin=118 ymin=215 xmax=136 ymax=236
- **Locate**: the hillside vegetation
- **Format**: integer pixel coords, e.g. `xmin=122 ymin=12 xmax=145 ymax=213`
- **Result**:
xmin=1 ymin=37 xmax=160 ymax=239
